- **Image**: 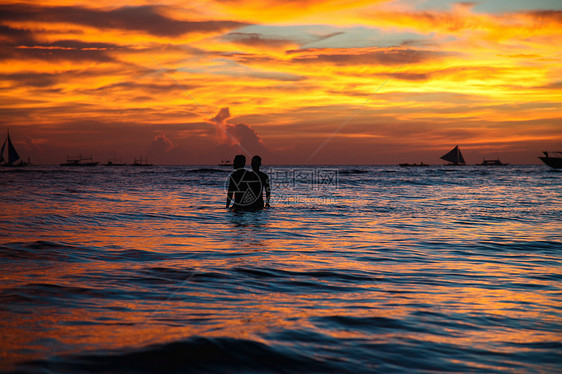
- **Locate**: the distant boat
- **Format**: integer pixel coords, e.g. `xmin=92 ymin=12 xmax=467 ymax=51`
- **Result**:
xmin=538 ymin=151 xmax=562 ymax=169
xmin=440 ymin=145 xmax=466 ymax=166
xmin=477 ymin=158 xmax=509 ymax=166
xmin=1 ymin=131 xmax=29 ymax=167
xmin=131 ymin=156 xmax=153 ymax=166
xmin=103 ymin=159 xmax=126 ymax=166
xmin=218 ymin=160 xmax=232 ymax=167
xmin=399 ymin=162 xmax=429 ymax=167
xmin=60 ymin=154 xmax=99 ymax=166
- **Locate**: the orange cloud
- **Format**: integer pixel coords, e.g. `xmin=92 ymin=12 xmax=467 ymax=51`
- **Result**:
xmin=0 ymin=3 xmax=249 ymax=37
xmin=209 ymin=0 xmax=387 ymax=23
xmin=210 ymin=107 xmax=268 ymax=157
xmin=287 ymin=47 xmax=452 ymax=66
xmin=0 ymin=0 xmax=560 ymax=165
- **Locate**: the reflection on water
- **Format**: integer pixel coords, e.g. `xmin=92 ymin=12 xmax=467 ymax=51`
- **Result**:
xmin=0 ymin=165 xmax=561 ymax=373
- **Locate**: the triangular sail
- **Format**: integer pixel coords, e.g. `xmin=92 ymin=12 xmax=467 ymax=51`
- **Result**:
xmin=0 ymin=136 xmax=6 ymax=164
xmin=6 ymin=133 xmax=21 ymax=164
xmin=457 ymin=148 xmax=466 ymax=164
xmin=1 ymin=131 xmax=23 ymax=165
xmin=440 ymin=145 xmax=465 ymax=165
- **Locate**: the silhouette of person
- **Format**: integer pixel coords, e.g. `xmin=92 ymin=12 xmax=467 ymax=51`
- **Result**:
xmin=226 ymin=155 xmax=249 ymax=210
xmin=249 ymin=155 xmax=271 ymax=210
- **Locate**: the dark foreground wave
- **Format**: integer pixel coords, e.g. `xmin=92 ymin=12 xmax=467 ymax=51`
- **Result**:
xmin=12 ymin=337 xmax=340 ymax=374
xmin=11 ymin=335 xmax=562 ymax=374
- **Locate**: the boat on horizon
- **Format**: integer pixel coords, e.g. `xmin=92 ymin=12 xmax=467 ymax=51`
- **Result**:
xmin=538 ymin=151 xmax=562 ymax=169
xmin=477 ymin=158 xmax=509 ymax=166
xmin=60 ymin=154 xmax=99 ymax=166
xmin=131 ymin=156 xmax=153 ymax=166
xmin=1 ymin=131 xmax=29 ymax=167
xmin=399 ymin=162 xmax=429 ymax=167
xmin=218 ymin=159 xmax=232 ymax=167
xmin=103 ymin=159 xmax=127 ymax=166
xmin=440 ymin=145 xmax=466 ymax=166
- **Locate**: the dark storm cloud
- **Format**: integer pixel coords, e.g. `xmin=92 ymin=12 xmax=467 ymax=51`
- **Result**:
xmin=0 ymin=3 xmax=249 ymax=37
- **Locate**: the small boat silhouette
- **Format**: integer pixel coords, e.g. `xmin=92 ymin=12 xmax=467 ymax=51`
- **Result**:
xmin=60 ymin=154 xmax=98 ymax=166
xmin=103 ymin=159 xmax=127 ymax=166
xmin=1 ymin=130 xmax=29 ymax=167
xmin=399 ymin=162 xmax=429 ymax=167
xmin=131 ymin=156 xmax=153 ymax=166
xmin=538 ymin=151 xmax=562 ymax=169
xmin=218 ymin=159 xmax=232 ymax=167
xmin=477 ymin=158 xmax=509 ymax=166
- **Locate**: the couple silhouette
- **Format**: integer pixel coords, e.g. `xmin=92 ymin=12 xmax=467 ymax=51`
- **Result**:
xmin=226 ymin=155 xmax=271 ymax=211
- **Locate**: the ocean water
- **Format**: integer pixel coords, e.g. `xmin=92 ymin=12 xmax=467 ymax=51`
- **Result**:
xmin=0 ymin=165 xmax=561 ymax=373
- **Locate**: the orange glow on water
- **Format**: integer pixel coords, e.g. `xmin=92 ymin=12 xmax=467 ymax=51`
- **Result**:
xmin=1 ymin=162 xmax=561 ymax=372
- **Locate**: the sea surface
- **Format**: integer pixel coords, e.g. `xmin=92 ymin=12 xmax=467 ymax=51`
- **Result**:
xmin=0 ymin=165 xmax=561 ymax=373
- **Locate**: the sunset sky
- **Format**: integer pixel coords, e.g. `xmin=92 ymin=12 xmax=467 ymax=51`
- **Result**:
xmin=1 ymin=0 xmax=561 ymax=165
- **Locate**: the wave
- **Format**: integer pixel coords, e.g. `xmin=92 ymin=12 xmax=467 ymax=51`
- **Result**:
xmin=314 ymin=315 xmax=413 ymax=331
xmin=14 ymin=333 xmax=558 ymax=373
xmin=185 ymin=167 xmax=229 ymax=174
xmin=233 ymin=266 xmax=375 ymax=282
xmin=13 ymin=336 xmax=342 ymax=374
xmin=0 ymin=241 xmax=92 ymax=262
xmin=0 ymin=241 xmax=170 ymax=263
xmin=339 ymin=169 xmax=369 ymax=174
xmin=0 ymin=282 xmax=106 ymax=305
xmin=477 ymin=240 xmax=561 ymax=253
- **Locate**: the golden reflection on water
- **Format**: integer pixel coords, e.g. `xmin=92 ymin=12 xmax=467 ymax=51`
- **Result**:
xmin=1 ymin=166 xmax=560 ymax=371
xmin=2 ymin=233 xmax=560 ymax=367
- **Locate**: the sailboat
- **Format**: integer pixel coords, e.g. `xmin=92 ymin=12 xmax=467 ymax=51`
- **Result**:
xmin=103 ymin=158 xmax=127 ymax=166
xmin=477 ymin=158 xmax=509 ymax=166
xmin=60 ymin=154 xmax=99 ymax=166
xmin=477 ymin=151 xmax=508 ymax=166
xmin=131 ymin=156 xmax=153 ymax=166
xmin=538 ymin=151 xmax=562 ymax=169
xmin=440 ymin=145 xmax=466 ymax=166
xmin=218 ymin=159 xmax=232 ymax=167
xmin=1 ymin=130 xmax=29 ymax=167
xmin=399 ymin=162 xmax=429 ymax=167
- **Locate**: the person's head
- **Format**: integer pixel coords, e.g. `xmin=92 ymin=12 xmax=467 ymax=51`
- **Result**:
xmin=233 ymin=154 xmax=246 ymax=169
xmin=251 ymin=155 xmax=262 ymax=171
